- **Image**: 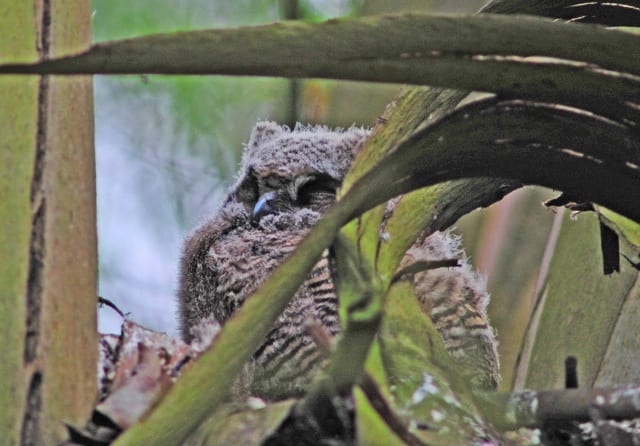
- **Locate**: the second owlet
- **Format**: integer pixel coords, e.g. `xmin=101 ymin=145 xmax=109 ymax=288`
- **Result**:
xmin=178 ymin=121 xmax=499 ymax=399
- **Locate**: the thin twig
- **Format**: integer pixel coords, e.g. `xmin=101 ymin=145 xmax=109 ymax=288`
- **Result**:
xmin=391 ymin=258 xmax=460 ymax=284
xmin=359 ymin=373 xmax=427 ymax=446
xmin=98 ymin=296 xmax=126 ymax=318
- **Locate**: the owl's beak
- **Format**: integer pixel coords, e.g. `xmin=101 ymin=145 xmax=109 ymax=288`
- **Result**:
xmin=251 ymin=191 xmax=279 ymax=223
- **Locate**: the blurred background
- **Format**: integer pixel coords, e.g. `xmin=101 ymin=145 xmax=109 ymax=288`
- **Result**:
xmin=92 ymin=0 xmax=555 ymax=390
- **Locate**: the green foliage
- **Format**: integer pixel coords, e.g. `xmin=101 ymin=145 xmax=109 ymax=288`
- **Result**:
xmin=516 ymin=212 xmax=640 ymax=389
xmin=183 ymin=400 xmax=296 ymax=445
xmin=598 ymin=207 xmax=640 ymax=251
xmin=379 ymin=282 xmax=486 ymax=444
xmin=354 ymin=387 xmax=406 ymax=446
xmin=3 ymin=0 xmax=640 ymax=443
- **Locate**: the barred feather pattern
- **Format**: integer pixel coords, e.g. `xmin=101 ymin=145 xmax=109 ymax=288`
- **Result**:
xmin=251 ymin=252 xmax=339 ymax=397
xmin=181 ymin=212 xmax=340 ymax=398
xmin=403 ymin=232 xmax=500 ymax=389
xmin=178 ymin=121 xmax=499 ymax=400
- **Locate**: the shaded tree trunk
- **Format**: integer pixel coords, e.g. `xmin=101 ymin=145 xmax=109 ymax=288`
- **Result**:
xmin=0 ymin=1 xmax=97 ymax=444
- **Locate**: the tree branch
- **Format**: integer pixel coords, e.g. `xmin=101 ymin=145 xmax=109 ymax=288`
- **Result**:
xmin=479 ymin=385 xmax=640 ymax=431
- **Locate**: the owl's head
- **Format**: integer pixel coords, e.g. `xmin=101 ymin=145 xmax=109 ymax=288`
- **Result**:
xmin=225 ymin=121 xmax=370 ymax=228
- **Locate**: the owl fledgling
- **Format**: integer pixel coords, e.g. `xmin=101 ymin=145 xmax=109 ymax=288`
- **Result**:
xmin=178 ymin=121 xmax=499 ymax=399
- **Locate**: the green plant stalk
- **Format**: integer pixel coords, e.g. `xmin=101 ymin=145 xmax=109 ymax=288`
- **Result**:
xmin=3 ymin=14 xmax=640 ymax=75
xmin=1 ymin=14 xmax=639 ymax=125
xmin=301 ymin=233 xmax=384 ymax=409
xmin=0 ymin=6 xmax=39 ymax=440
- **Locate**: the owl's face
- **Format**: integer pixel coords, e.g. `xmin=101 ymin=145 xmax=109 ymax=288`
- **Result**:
xmin=226 ymin=122 xmax=370 ymax=228
xmin=235 ymin=169 xmax=340 ymax=223
xmin=179 ymin=121 xmax=370 ymax=360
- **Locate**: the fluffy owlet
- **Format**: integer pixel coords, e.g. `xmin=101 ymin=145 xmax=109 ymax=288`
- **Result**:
xmin=178 ymin=121 xmax=499 ymax=399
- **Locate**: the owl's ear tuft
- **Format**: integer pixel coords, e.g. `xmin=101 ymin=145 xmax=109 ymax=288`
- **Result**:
xmin=241 ymin=121 xmax=286 ymax=169
xmin=248 ymin=121 xmax=285 ymax=150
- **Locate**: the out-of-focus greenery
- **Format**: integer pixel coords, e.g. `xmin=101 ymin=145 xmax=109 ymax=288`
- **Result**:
xmin=90 ymin=0 xmax=408 ymax=334
xmin=91 ymin=0 xmax=289 ymax=213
